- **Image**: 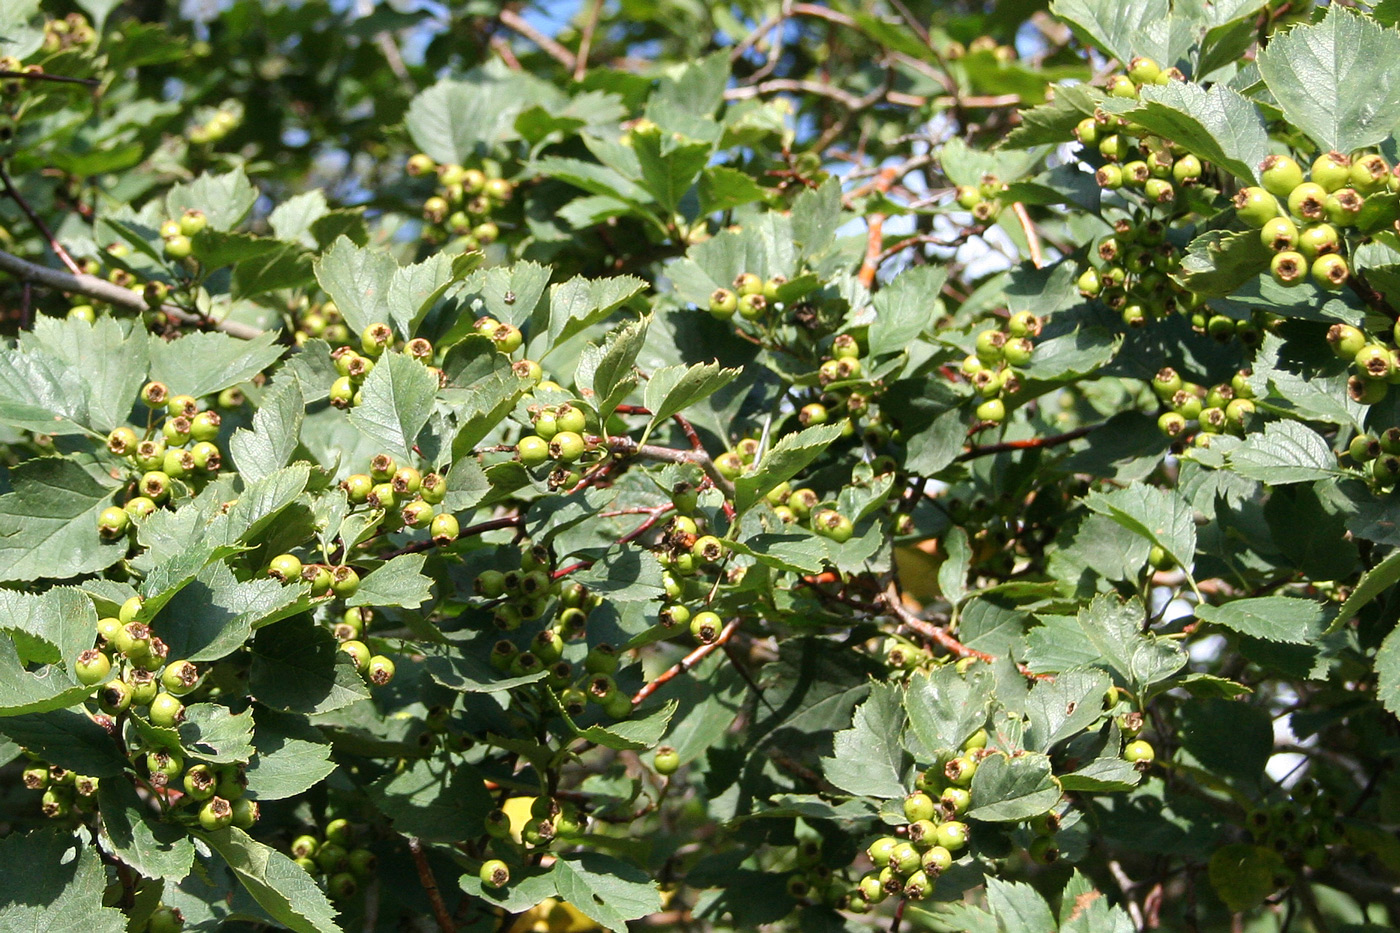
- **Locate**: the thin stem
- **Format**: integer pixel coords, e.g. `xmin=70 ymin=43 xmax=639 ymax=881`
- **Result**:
xmin=605 ymin=435 xmax=736 ymax=499
xmin=0 ymin=247 xmax=264 ymax=339
xmin=1012 ymin=202 xmax=1044 ymax=268
xmin=954 ymin=422 xmax=1099 ymax=461
xmin=0 ymin=69 xmax=100 ymax=87
xmin=408 ymin=837 xmax=456 ymax=933
xmin=573 ymin=0 xmax=605 ymax=80
xmin=498 ymin=9 xmax=577 ymax=71
xmin=631 ymin=617 xmax=741 ymax=705
xmin=0 ymin=163 xmax=82 ymax=275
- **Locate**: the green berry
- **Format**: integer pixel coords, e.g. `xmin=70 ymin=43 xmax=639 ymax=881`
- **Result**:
xmin=1310 ymin=151 xmax=1352 ymax=192
xmin=653 ymin=745 xmax=680 ymax=775
xmin=1124 ymin=739 xmax=1155 ymax=763
xmin=183 ymin=764 xmax=217 ymax=800
xmin=517 ymin=435 xmax=549 ymax=465
xmin=1328 ymin=324 xmax=1367 ymax=359
xmin=331 ymin=565 xmax=360 ymax=597
xmin=1234 ymin=186 xmax=1279 ymax=227
xmin=148 ymin=692 xmax=185 ymax=727
xmin=267 ymin=553 xmax=302 ymax=583
xmin=480 ymin=859 xmax=510 ymax=889
xmin=97 ymin=506 xmax=130 ymax=538
xmin=813 ymin=509 xmax=854 ymax=543
xmin=1260 ymin=216 xmax=1298 ymax=252
xmin=935 ymin=820 xmax=970 ymax=852
xmin=1259 ymin=155 xmax=1304 ymax=197
xmin=1287 ymin=182 xmax=1328 ymax=221
xmin=549 ymin=430 xmax=586 ymax=462
xmin=360 ymin=322 xmax=394 ymax=356
xmin=366 ymin=655 xmax=396 ymax=687
xmin=709 ymin=288 xmax=738 ymax=318
xmin=163 ymin=234 xmax=192 ymax=260
xmin=975 ymin=397 xmax=1006 ymax=423
xmin=74 ymin=649 xmax=111 ymax=686
xmin=1269 ymin=250 xmax=1306 ymax=286
xmin=1312 ymin=253 xmax=1349 ymax=290
xmin=690 ymin=610 xmax=722 ymax=644
xmin=903 ymin=791 xmax=936 ymax=822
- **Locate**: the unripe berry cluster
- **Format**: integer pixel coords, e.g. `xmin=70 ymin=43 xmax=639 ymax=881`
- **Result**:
xmin=959 ymin=312 xmax=1042 ymax=424
xmin=40 ymin=14 xmax=97 ymax=53
xmin=86 ymin=596 xmax=202 ymax=729
xmin=186 ymin=104 xmax=241 ymax=146
xmin=19 ymin=757 xmax=99 ymax=821
xmin=289 ymin=298 xmax=350 ymax=347
xmin=1324 ymin=319 xmax=1400 ymax=419
xmin=338 ymin=450 xmax=457 ymax=550
xmin=286 ymin=818 xmax=378 ymax=900
xmin=1151 ymin=365 xmax=1257 ymax=444
xmin=98 ymin=383 xmax=228 ymax=540
xmin=329 ymin=322 xmax=446 ymax=410
xmin=952 ymin=172 xmax=1008 ymax=223
xmin=1241 ymin=781 xmax=1342 ymax=886
xmin=407 ymin=153 xmax=513 ymax=251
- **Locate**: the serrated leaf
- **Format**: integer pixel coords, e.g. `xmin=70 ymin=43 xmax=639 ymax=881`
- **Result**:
xmin=230 ymin=378 xmax=304 ymax=483
xmin=347 ymin=351 xmax=439 ymax=461
xmin=1026 ymin=594 xmax=1187 ymax=689
xmin=1208 ymin=844 xmax=1283 ymax=912
xmin=1084 ymin=485 xmax=1196 ymax=570
xmin=1174 ymin=230 xmax=1272 ymax=296
xmin=1377 ymin=624 xmax=1400 ymax=719
xmin=0 ymin=457 xmax=125 ymax=584
xmin=166 ymin=167 xmax=257 ymax=232
xmin=245 ymin=709 xmax=336 ymax=800
xmin=1256 ymin=5 xmax=1400 ymax=153
xmin=577 ymin=316 xmax=648 ymax=420
xmin=823 ymin=682 xmax=910 ymax=799
xmin=904 ymin=665 xmax=987 ymax=756
xmin=199 ymin=826 xmax=344 ymax=933
xmin=1024 ymin=669 xmax=1110 ymax=752
xmin=0 ymin=709 xmax=129 ymax=776
xmin=968 ymin=752 xmax=1062 ymax=821
xmin=0 ymin=829 xmax=127 ymax=933
xmin=405 ymin=73 xmax=537 ymax=164
xmin=1330 ymin=548 xmax=1400 ymax=634
xmin=567 ymin=700 xmax=677 ymax=751
xmin=938 ymin=527 xmax=971 ymax=605
xmin=632 ymin=130 xmax=712 ymax=211
xmin=1123 ymin=82 xmax=1269 ymax=183
xmin=985 ymin=877 xmax=1057 ymax=933
xmin=1059 ymin=757 xmax=1142 ymax=792
xmin=20 ymin=316 xmax=149 ymax=434
xmin=386 ymin=251 xmax=473 ymax=338
xmin=345 ymin=553 xmax=434 ymax=610
xmin=1194 ymin=596 xmax=1328 ymax=644
xmin=249 ymin=619 xmax=371 ymax=715
xmin=543 ymin=274 xmax=646 ymax=349
xmin=0 ymin=586 xmax=96 ymax=674
xmin=312 ymin=236 xmax=397 ymax=338
xmin=367 ymin=758 xmax=493 ymax=842
xmin=733 ymin=423 xmax=845 ymax=513
xmin=177 ymin=703 xmax=255 ymax=763
xmin=1227 ymin=420 xmax=1342 ymax=484
xmin=642 ymin=363 xmax=741 ymax=440
xmin=869 ymin=265 xmax=946 ymax=358
xmin=0 ymin=633 xmax=89 ymax=716
xmin=551 ymin=854 xmax=662 ymax=933
xmin=269 ymin=190 xmax=330 ymax=247
xmin=149 ymin=330 xmax=285 ymax=400
xmin=159 ymin=561 xmax=314 ymax=663
xmin=98 ymin=778 xmax=196 ymax=882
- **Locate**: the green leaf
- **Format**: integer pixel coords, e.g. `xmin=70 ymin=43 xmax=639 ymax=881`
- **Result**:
xmin=347 ymin=351 xmax=439 ymax=461
xmin=97 ymin=778 xmax=196 ymax=882
xmin=1023 ymin=669 xmax=1111 ymax=752
xmin=1194 ymin=596 xmax=1328 ymax=645
xmin=566 ymin=699 xmax=678 ymax=751
xmin=166 ymin=167 xmax=258 ymax=232
xmin=642 ymin=362 xmax=741 ymax=441
xmin=1083 ymin=485 xmax=1196 ymax=570
xmin=543 ymin=274 xmax=646 ymax=349
xmin=149 ymin=330 xmax=285 ymax=400
xmin=1025 ymin=594 xmax=1187 ymax=689
xmin=269 ymin=190 xmax=330 ymax=247
xmin=904 ymin=665 xmax=987 ymax=756
xmin=1058 ymin=757 xmax=1142 ymax=792
xmin=1123 ymin=82 xmax=1269 ymax=183
xmin=424 ymin=640 xmax=548 ymax=693
xmin=552 ymin=853 xmax=662 ymax=933
xmin=1330 ymin=548 xmax=1400 ymax=634
xmin=577 ymin=315 xmax=648 ymax=420
xmin=190 ymin=230 xmax=282 ymax=271
xmin=985 ymin=877 xmax=1057 ymax=933
xmin=1018 ymin=326 xmax=1121 ymax=381
xmin=790 ymin=178 xmax=843 ymax=258
xmin=20 ymin=316 xmax=149 ymax=434
xmin=868 ymin=266 xmax=947 ymax=359
xmin=1178 ymin=697 xmax=1273 ymax=781
xmin=158 ymin=561 xmax=313 ymax=663
xmin=1174 ymin=230 xmax=1272 ymax=296
xmin=177 ymin=703 xmax=255 ymax=763
xmin=249 ymin=619 xmax=371 ymax=715
xmin=0 ymin=586 xmax=97 ymax=674
xmin=312 ymin=236 xmax=398 ymax=338
xmin=229 ymin=378 xmax=304 ymax=483
xmin=823 ymin=681 xmax=910 ymax=799
xmin=632 ymin=130 xmax=713 ymax=211
xmin=1227 ymin=420 xmax=1343 ymax=484
xmin=386 ymin=252 xmax=475 ymax=338
xmin=405 ymin=72 xmax=537 ymax=164
xmin=1376 ymin=624 xmax=1400 ymax=719
xmin=345 ymin=553 xmax=434 ymax=610
xmin=1002 ymin=83 xmax=1099 ymax=148
xmin=1256 ymin=5 xmax=1400 ymax=153
xmin=1208 ymin=844 xmax=1283 ymax=912
xmin=938 ymin=527 xmax=971 ymax=605
xmin=733 ymin=423 xmax=845 ymax=514
xmin=1049 ymin=0 xmax=1173 ymax=72
xmin=699 ymin=165 xmax=769 ymax=213
xmin=198 ymin=826 xmax=345 ymax=933
xmin=0 ymin=457 xmax=125 ymax=584
xmin=0 ymin=633 xmax=89 ymax=716
xmin=244 ymin=709 xmax=336 ymax=800
xmin=0 ymin=829 xmax=127 ymax=933
xmin=967 ymin=751 xmax=1062 ymax=821
xmin=0 ymin=709 xmax=129 ymax=776
xmin=367 ymin=758 xmax=493 ymax=842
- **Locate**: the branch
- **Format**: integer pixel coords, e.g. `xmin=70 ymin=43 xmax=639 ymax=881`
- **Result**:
xmin=954 ymin=422 xmax=1099 ymax=462
xmin=858 ymin=167 xmax=900 ymax=289
xmin=0 ymin=248 xmax=264 ymax=340
xmin=0 ymin=163 xmax=82 ymax=275
xmin=1012 ymin=202 xmax=1044 ymax=268
xmin=407 ymin=837 xmax=456 ymax=933
xmin=1349 ymin=270 xmax=1400 ymax=321
xmin=574 ymin=0 xmax=605 ymax=80
xmin=377 ymin=516 xmax=523 ymax=560
xmin=605 ymin=436 xmax=736 ymax=499
xmin=0 ymin=69 xmax=99 ymax=87
xmin=882 ymin=583 xmax=1053 ymax=679
xmin=631 ymin=617 xmax=741 ymax=705
xmin=497 ymin=9 xmax=577 ymax=71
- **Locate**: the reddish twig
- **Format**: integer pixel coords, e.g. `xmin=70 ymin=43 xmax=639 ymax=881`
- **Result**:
xmin=614 ymin=504 xmax=674 ymax=545
xmin=631 ymin=617 xmax=741 ymax=705
xmin=377 ymin=515 xmax=522 ymax=559
xmin=407 ymin=837 xmax=456 ymax=933
xmin=954 ymin=423 xmax=1099 ymax=462
xmin=604 ymin=435 xmax=735 ymax=499
xmin=0 ymin=163 xmax=82 ymax=275
xmin=882 ymin=584 xmax=1052 ymax=679
xmin=1012 ymin=202 xmax=1044 ymax=268
xmin=857 ymin=167 xmax=900 ymax=289
xmin=573 ymin=0 xmax=605 ymax=80
xmin=498 ymin=9 xmax=577 ymax=71
xmin=552 ymin=560 xmax=595 ymax=581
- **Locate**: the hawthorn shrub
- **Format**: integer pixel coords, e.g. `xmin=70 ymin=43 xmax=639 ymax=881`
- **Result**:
xmin=0 ymin=0 xmax=1398 ymax=931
